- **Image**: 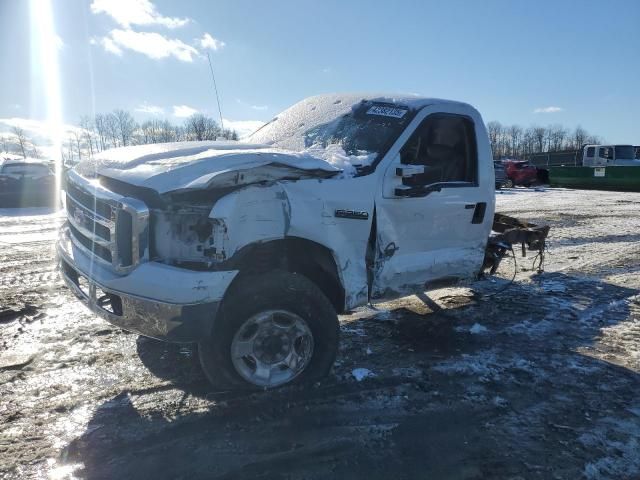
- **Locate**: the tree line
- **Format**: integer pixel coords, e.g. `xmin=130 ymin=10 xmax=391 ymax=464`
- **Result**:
xmin=2 ymin=113 xmax=604 ymax=164
xmin=487 ymin=122 xmax=603 ymax=160
xmin=64 ymin=110 xmax=239 ymax=164
xmin=1 ymin=111 xmax=239 ymax=163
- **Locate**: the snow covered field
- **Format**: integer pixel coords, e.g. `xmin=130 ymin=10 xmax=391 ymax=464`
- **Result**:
xmin=1 ymin=187 xmax=639 ymax=479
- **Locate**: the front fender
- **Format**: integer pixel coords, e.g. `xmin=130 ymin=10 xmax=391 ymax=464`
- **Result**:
xmin=209 ymin=177 xmax=376 ymax=310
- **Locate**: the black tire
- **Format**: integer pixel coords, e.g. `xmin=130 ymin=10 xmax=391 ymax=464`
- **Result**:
xmin=198 ymin=271 xmax=339 ymax=390
xmin=504 ymin=178 xmax=514 ymax=188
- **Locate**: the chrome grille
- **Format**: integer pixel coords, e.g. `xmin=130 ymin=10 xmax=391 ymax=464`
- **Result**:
xmin=65 ymin=170 xmax=149 ymax=272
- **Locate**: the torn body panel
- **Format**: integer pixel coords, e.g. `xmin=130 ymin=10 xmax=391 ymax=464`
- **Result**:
xmin=483 ymin=213 xmax=550 ymax=274
xmin=208 ymin=175 xmax=377 ymax=310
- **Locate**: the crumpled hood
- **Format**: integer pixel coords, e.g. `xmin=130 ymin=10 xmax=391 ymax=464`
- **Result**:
xmin=74 ymin=141 xmax=340 ymax=194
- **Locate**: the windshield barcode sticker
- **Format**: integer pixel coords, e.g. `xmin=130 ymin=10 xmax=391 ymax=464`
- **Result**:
xmin=366 ymin=105 xmax=408 ymax=118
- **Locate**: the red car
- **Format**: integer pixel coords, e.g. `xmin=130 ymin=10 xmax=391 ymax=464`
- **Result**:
xmin=504 ymin=160 xmax=538 ymax=187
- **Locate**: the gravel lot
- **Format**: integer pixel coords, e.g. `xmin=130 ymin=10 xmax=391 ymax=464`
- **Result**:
xmin=1 ymin=188 xmax=639 ymax=479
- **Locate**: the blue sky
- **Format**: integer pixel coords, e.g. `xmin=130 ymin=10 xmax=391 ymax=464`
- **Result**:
xmin=1 ymin=0 xmax=639 ymax=142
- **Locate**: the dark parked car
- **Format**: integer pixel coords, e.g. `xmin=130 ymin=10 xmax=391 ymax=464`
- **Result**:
xmin=0 ymin=160 xmax=56 ymax=207
xmin=494 ymin=161 xmax=506 ymax=188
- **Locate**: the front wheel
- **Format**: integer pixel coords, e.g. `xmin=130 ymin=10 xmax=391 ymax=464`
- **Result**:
xmin=504 ymin=178 xmax=514 ymax=188
xmin=198 ymin=271 xmax=339 ymax=390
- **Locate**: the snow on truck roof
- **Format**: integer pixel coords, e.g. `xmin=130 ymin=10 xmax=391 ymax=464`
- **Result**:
xmin=247 ymin=93 xmax=473 ymax=174
xmin=248 ymin=92 xmax=471 ymax=143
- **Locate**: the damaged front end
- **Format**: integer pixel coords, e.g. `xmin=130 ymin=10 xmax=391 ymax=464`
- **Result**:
xmin=482 ymin=213 xmax=550 ymax=275
xmin=150 ymin=203 xmax=227 ymax=268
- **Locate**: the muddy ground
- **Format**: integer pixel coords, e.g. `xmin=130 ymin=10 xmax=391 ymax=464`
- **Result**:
xmin=1 ymin=188 xmax=639 ymax=479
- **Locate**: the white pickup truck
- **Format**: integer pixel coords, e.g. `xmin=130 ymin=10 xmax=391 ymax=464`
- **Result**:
xmin=58 ymin=93 xmax=548 ymax=389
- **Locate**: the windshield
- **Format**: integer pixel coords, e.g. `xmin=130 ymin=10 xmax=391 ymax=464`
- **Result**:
xmin=248 ymin=95 xmax=416 ymax=174
xmin=614 ymin=145 xmax=635 ymax=159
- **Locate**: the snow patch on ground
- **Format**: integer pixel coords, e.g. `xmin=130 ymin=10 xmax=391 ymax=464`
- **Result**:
xmin=433 ymin=350 xmax=543 ymax=383
xmin=469 ymin=323 xmax=488 ymax=335
xmin=433 ymin=351 xmax=502 ymax=381
xmin=540 ymin=280 xmax=567 ymax=293
xmin=352 ymin=368 xmax=376 ymax=382
xmin=506 ymin=317 xmax=556 ymax=337
xmin=581 ymin=417 xmax=640 ymax=480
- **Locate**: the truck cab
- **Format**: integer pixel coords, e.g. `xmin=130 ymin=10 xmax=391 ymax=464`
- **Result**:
xmin=583 ymin=144 xmax=640 ymax=167
xmin=58 ymin=93 xmax=498 ymax=389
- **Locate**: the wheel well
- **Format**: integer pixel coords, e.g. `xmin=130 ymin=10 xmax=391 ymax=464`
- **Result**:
xmin=227 ymin=238 xmax=346 ymax=313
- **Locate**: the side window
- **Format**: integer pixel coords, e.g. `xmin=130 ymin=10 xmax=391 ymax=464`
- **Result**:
xmin=604 ymin=147 xmax=613 ymax=160
xmin=598 ymin=147 xmax=606 ymax=159
xmin=400 ymin=114 xmax=478 ymax=185
xmin=586 ymin=147 xmax=595 ymax=158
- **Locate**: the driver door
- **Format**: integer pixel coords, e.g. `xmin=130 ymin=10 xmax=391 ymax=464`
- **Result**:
xmin=370 ymin=108 xmax=493 ymax=300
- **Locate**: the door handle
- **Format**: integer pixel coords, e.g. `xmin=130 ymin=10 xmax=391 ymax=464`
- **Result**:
xmin=471 ymin=202 xmax=487 ymax=224
xmin=464 ymin=204 xmax=475 ymax=209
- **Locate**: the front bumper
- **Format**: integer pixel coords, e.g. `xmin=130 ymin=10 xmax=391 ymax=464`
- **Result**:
xmin=57 ymin=226 xmax=238 ymax=342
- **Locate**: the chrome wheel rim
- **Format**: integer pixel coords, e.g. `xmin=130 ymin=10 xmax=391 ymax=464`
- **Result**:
xmin=230 ymin=310 xmax=314 ymax=388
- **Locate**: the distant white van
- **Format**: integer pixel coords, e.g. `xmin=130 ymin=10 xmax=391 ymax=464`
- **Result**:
xmin=582 ymin=145 xmax=640 ymax=166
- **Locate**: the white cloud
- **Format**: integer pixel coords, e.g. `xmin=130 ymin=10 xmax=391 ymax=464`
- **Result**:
xmin=90 ymin=0 xmax=189 ymax=29
xmin=172 ymin=105 xmax=199 ymax=118
xmin=100 ymin=36 xmax=123 ymax=56
xmin=222 ymin=119 xmax=266 ymax=139
xmin=236 ymin=99 xmax=268 ymax=111
xmin=198 ymin=33 xmax=225 ymax=51
xmin=98 ymin=29 xmax=199 ymax=62
xmin=533 ymin=106 xmax=564 ymax=114
xmin=135 ymin=104 xmax=165 ymax=115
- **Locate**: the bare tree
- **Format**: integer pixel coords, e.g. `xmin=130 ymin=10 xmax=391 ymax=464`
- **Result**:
xmin=79 ymin=116 xmax=96 ymax=157
xmin=73 ymin=130 xmax=83 ymax=161
xmin=586 ymin=134 xmax=602 ymax=145
xmin=487 ymin=121 xmax=502 ymax=157
xmin=522 ymin=127 xmax=536 ymax=156
xmin=94 ymin=114 xmax=108 ymax=151
xmin=184 ymin=114 xmax=220 ymax=141
xmin=571 ymin=126 xmax=588 ymax=150
xmin=11 ymin=126 xmax=28 ymax=158
xmin=113 ymin=110 xmax=137 ymax=147
xmin=532 ymin=126 xmax=546 ymax=153
xmin=104 ymin=113 xmax=120 ymax=148
xmin=545 ymin=124 xmax=567 ymax=151
xmin=508 ymin=125 xmax=523 ymax=158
